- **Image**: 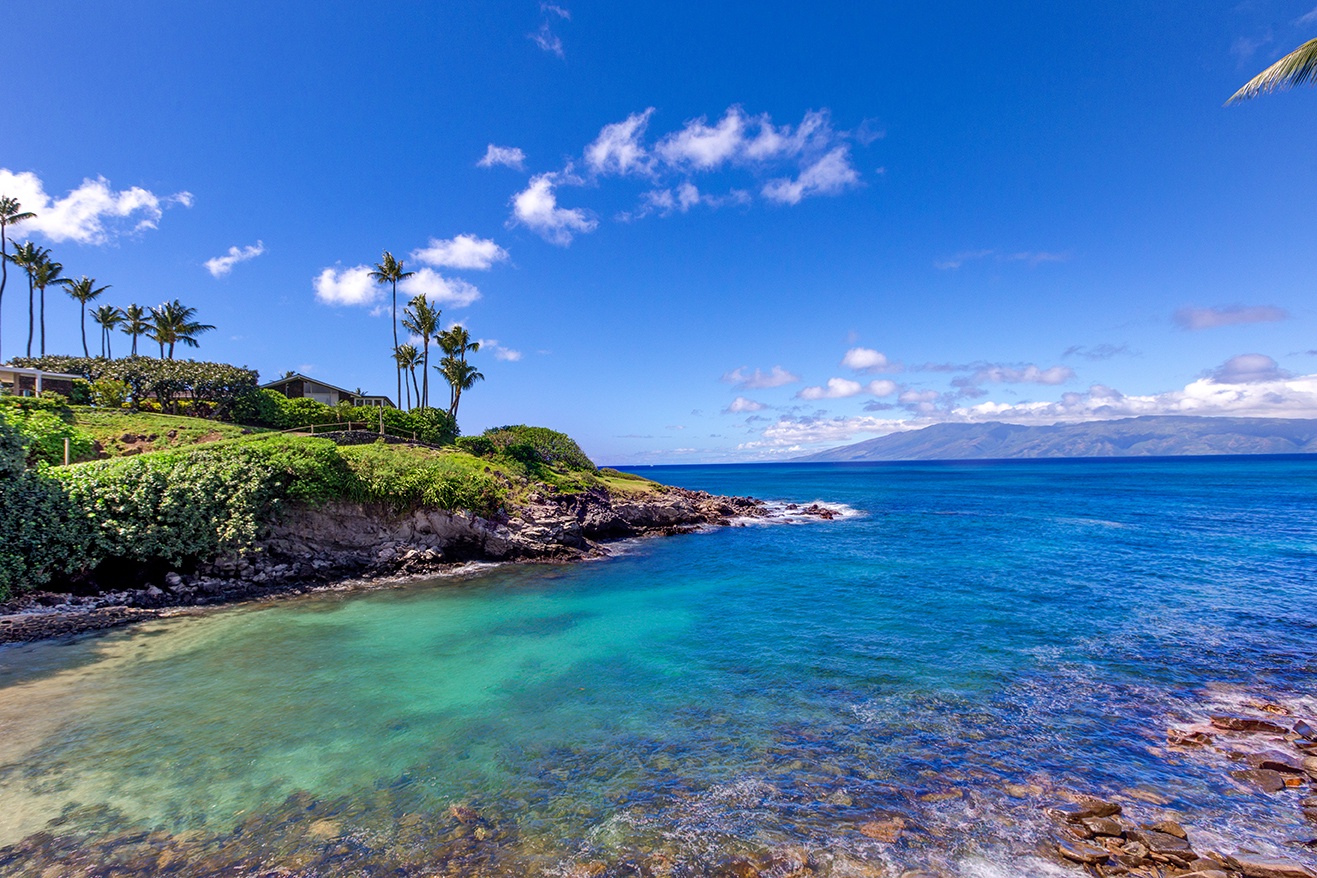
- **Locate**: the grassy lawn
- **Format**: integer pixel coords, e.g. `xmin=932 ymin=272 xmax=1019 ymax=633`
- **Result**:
xmin=70 ymin=407 xmax=265 ymax=457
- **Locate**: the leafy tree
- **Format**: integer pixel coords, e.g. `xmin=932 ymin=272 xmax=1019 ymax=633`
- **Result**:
xmin=65 ymin=277 xmax=110 ymax=357
xmin=393 ymin=343 xmax=421 ymax=409
xmin=31 ymin=257 xmax=72 ymax=356
xmin=7 ymin=241 xmax=49 ymax=357
xmin=120 ymin=304 xmax=150 ymax=356
xmin=150 ymin=299 xmax=214 ymax=359
xmin=91 ymin=304 xmax=126 ymax=358
xmin=0 ymin=197 xmax=36 ymax=363
xmin=401 ymin=294 xmax=441 ymax=407
xmin=1228 ymin=38 xmax=1317 ymax=103
xmin=369 ymin=251 xmax=415 ymax=409
xmin=438 ymin=355 xmax=483 ymax=419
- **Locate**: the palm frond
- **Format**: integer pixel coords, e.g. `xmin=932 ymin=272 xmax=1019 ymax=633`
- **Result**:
xmin=1228 ymin=37 xmax=1317 ymax=103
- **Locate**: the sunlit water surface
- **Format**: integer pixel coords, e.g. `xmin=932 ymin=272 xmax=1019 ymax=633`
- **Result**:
xmin=1 ymin=458 xmax=1315 ymax=876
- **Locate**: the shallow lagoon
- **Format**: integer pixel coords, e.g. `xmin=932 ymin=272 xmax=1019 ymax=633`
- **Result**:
xmin=1 ymin=458 xmax=1315 ymax=876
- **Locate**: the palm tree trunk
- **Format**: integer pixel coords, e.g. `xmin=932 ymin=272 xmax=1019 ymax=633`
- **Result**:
xmin=168 ymin=340 xmax=175 ymax=359
xmin=131 ymin=334 xmax=137 ymax=356
xmin=410 ymin=368 xmax=420 ymax=408
xmin=422 ymin=342 xmax=429 ymax=408
xmin=39 ymin=286 xmax=45 ymax=356
xmin=26 ymin=278 xmax=34 ymax=357
xmin=106 ymin=331 xmax=113 ymax=359
xmin=450 ymin=387 xmax=461 ymax=418
xmin=0 ymin=226 xmax=7 ymax=363
xmin=391 ymin=281 xmax=401 ymax=408
xmin=81 ymin=310 xmax=89 ymax=358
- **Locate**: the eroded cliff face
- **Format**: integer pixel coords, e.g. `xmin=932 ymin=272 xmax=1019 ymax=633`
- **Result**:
xmin=0 ymin=486 xmax=770 ymax=643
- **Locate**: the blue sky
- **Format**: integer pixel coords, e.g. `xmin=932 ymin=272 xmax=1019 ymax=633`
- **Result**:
xmin=4 ymin=1 xmax=1317 ymax=464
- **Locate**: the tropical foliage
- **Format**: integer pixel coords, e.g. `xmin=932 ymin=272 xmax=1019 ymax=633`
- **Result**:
xmin=1228 ymin=37 xmax=1317 ymax=103
xmin=479 ymin=425 xmax=597 ymax=472
xmin=11 ymin=355 xmax=259 ymax=417
xmin=0 ymin=197 xmax=35 ymax=363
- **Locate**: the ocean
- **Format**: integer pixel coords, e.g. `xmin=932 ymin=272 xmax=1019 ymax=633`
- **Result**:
xmin=0 ymin=456 xmax=1314 ymax=876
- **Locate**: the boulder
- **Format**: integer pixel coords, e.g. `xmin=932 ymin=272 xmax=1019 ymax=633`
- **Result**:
xmin=1230 ymin=855 xmax=1317 ymax=878
xmin=1231 ymin=768 xmax=1289 ymax=793
xmin=1211 ymin=715 xmax=1290 ymax=735
xmin=1045 ymin=798 xmax=1122 ymax=822
xmin=1247 ymin=750 xmax=1308 ymax=774
xmin=1055 ymin=838 xmax=1110 ymax=865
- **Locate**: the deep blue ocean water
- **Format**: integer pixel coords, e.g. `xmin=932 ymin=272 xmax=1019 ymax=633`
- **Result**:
xmin=0 ymin=457 xmax=1314 ymax=876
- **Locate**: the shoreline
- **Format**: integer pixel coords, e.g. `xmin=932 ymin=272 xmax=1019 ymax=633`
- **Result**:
xmin=0 ymin=487 xmax=842 ymax=646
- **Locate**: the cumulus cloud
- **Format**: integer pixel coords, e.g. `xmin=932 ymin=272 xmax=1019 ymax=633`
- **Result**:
xmin=510 ymin=172 xmax=597 ymax=245
xmin=399 ymin=268 xmax=481 ymax=307
xmin=477 ymin=338 xmax=522 ymax=362
xmin=314 ymin=265 xmax=378 ymax=306
xmin=935 ymin=249 xmax=1069 ymax=270
xmin=741 ymin=415 xmax=915 ymax=449
xmin=412 ymin=234 xmax=508 ymax=270
xmin=796 ymin=378 xmax=896 ymax=400
xmin=585 ymin=109 xmax=654 ymax=176
xmin=1209 ymin=353 xmax=1288 ymax=384
xmin=0 ymin=168 xmax=192 ymax=245
xmin=1174 ymin=304 xmax=1289 ymax=330
xmin=725 ymin=396 xmax=766 ymax=413
xmin=204 ymin=241 xmax=264 ymax=278
xmin=841 ymin=347 xmax=895 ymax=373
xmin=761 ymin=146 xmax=860 ymax=205
xmin=721 ymin=365 xmax=800 ymax=390
xmin=477 ymin=145 xmax=526 ymax=170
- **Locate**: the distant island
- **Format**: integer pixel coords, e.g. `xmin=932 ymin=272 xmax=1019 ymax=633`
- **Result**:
xmin=796 ymin=416 xmax=1317 ymax=462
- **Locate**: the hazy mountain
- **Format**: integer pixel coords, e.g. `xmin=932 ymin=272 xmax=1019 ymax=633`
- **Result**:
xmin=796 ymin=416 xmax=1317 ymax=462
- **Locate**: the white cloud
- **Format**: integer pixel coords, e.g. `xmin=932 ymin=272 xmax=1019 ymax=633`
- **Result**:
xmin=866 ymin=379 xmax=898 ymax=396
xmin=841 ymin=347 xmax=893 ymax=373
xmin=721 ymin=365 xmax=801 ymax=389
xmin=1209 ymin=353 xmax=1287 ymax=384
xmin=798 ymin=377 xmax=896 ymax=400
xmin=542 ymin=3 xmax=570 ymax=19
xmin=934 ymin=249 xmax=995 ymax=270
xmin=657 ymin=108 xmax=749 ymax=169
xmin=510 ymin=172 xmax=597 ymax=245
xmin=761 ymin=146 xmax=860 ymax=205
xmin=314 ymin=265 xmax=378 ymax=306
xmin=745 ymin=415 xmax=912 ymax=448
xmin=1174 ymin=304 xmax=1289 ymax=330
xmin=725 ymin=396 xmax=766 ymax=413
xmin=412 ymin=234 xmax=509 ymax=270
xmin=1299 ymin=6 xmax=1317 ymax=25
xmin=477 ymin=338 xmax=522 ymax=362
xmin=204 ymin=241 xmax=264 ymax=278
xmin=585 ymin=109 xmax=654 ymax=176
xmin=399 ymin=268 xmax=481 ymax=307
xmin=477 ymin=145 xmax=526 ymax=170
xmin=530 ymin=22 xmax=564 ymax=57
xmin=965 ymin=364 xmax=1075 ymax=385
xmin=0 ymin=168 xmax=192 ymax=245
xmin=934 ymin=249 xmax=1069 ymax=270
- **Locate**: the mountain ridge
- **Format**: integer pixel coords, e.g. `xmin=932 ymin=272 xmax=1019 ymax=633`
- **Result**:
xmin=795 ymin=416 xmax=1317 ymax=462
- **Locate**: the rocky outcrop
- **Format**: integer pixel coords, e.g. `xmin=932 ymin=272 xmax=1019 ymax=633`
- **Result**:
xmin=0 ymin=485 xmax=795 ymax=644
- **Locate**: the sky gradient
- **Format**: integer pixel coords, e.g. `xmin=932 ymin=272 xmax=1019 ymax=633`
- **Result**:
xmin=4 ymin=1 xmax=1317 ymax=463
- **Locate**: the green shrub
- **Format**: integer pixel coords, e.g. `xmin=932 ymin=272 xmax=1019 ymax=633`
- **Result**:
xmin=10 ymin=355 xmax=258 ymax=417
xmin=0 ymin=413 xmax=27 ymax=479
xmin=91 ymin=377 xmax=130 ymax=409
xmin=0 ymin=397 xmax=96 ymax=466
xmin=0 ymin=471 xmax=94 ymax=599
xmin=338 ymin=444 xmax=502 ymax=516
xmin=482 ymin=425 xmax=596 ymax=472
xmin=69 ymin=378 xmax=93 ymax=405
xmin=455 ymin=435 xmax=496 ymax=457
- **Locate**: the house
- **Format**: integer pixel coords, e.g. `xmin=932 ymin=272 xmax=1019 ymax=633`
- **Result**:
xmin=0 ymin=365 xmax=82 ymax=397
xmin=261 ymin=372 xmax=394 ymax=408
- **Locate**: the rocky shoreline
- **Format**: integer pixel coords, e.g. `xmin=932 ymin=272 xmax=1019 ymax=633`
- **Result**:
xmin=0 ymin=485 xmax=840 ymax=645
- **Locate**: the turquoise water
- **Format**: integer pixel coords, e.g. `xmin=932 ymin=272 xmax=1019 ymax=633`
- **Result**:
xmin=1 ymin=457 xmax=1315 ymax=876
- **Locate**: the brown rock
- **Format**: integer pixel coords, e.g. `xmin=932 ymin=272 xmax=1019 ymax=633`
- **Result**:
xmin=565 ymin=862 xmax=607 ymax=878
xmin=1247 ymin=750 xmax=1308 ymax=774
xmin=859 ymin=817 xmax=906 ymax=843
xmin=1127 ymin=829 xmax=1194 ymax=855
xmin=1169 ymin=728 xmax=1214 ymax=747
xmin=1211 ymin=715 xmax=1290 ymax=735
xmin=1003 ymin=782 xmax=1044 ymax=797
xmin=1082 ymin=817 xmax=1126 ymax=838
xmin=1046 ymin=797 xmax=1122 ymax=822
xmin=306 ymin=819 xmax=341 ymax=839
xmin=1294 ymin=719 xmax=1317 ymax=741
xmin=1231 ymin=855 xmax=1317 ymax=878
xmin=1147 ymin=820 xmax=1189 ymax=840
xmin=1302 ymin=757 xmax=1317 ymax=780
xmin=1232 ymin=768 xmax=1288 ymax=793
xmin=714 ymin=858 xmax=761 ymax=878
xmin=1056 ymin=838 xmax=1111 ymax=865
xmin=448 ymin=804 xmax=482 ymax=824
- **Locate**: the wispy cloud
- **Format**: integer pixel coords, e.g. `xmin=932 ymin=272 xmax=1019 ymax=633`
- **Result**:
xmin=477 ymin=338 xmax=522 ymax=362
xmin=721 ymin=365 xmax=801 ymax=390
xmin=509 ymin=171 xmax=597 ymax=245
xmin=412 ymin=234 xmax=509 ymax=270
xmin=0 ymin=168 xmax=192 ymax=245
xmin=585 ymin=109 xmax=655 ymax=176
xmin=935 ymin=249 xmax=1069 ymax=270
xmin=1063 ymin=343 xmax=1133 ymax=361
xmin=1174 ymin=304 xmax=1290 ymax=330
xmin=477 ymin=145 xmax=526 ymax=170
xmin=204 ymin=241 xmax=264 ymax=278
xmin=530 ymin=3 xmax=570 ymax=57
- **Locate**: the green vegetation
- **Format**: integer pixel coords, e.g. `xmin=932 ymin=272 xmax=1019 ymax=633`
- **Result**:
xmin=0 ymin=395 xmax=96 ymax=466
xmin=1229 ymin=37 xmax=1317 ymax=103
xmin=0 ymin=406 xmax=649 ymax=600
xmin=71 ymin=407 xmax=257 ymax=456
xmin=12 ymin=355 xmax=258 ymax=418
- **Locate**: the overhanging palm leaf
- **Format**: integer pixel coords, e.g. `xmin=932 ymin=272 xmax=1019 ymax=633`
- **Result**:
xmin=1227 ymin=37 xmax=1317 ymax=103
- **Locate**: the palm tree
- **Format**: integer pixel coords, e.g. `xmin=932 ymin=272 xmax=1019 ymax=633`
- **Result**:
xmin=401 ymin=295 xmax=441 ymax=408
xmin=7 ymin=242 xmax=48 ymax=357
xmin=91 ymin=305 xmax=125 ymax=358
xmin=437 ymin=324 xmax=481 ymax=410
xmin=65 ymin=277 xmax=110 ymax=357
xmin=369 ymin=251 xmax=415 ymax=408
xmin=393 ymin=343 xmax=421 ymax=409
xmin=120 ymin=304 xmax=150 ymax=356
xmin=0 ymin=198 xmax=36 ymax=362
xmin=438 ymin=354 xmax=483 ymax=419
xmin=151 ymin=300 xmax=215 ymax=359
xmin=32 ymin=257 xmax=71 ymax=356
xmin=1229 ymin=38 xmax=1317 ymax=103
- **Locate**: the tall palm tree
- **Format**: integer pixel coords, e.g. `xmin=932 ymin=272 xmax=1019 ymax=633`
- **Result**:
xmin=393 ymin=343 xmax=421 ymax=409
xmin=65 ymin=277 xmax=110 ymax=357
xmin=7 ymin=242 xmax=48 ymax=357
xmin=401 ymin=295 xmax=441 ymax=408
xmin=437 ymin=324 xmax=481 ymax=410
xmin=120 ymin=304 xmax=150 ymax=356
xmin=438 ymin=355 xmax=483 ymax=419
xmin=0 ymin=198 xmax=36 ymax=362
xmin=32 ymin=257 xmax=71 ymax=356
xmin=151 ymin=299 xmax=215 ymax=359
xmin=91 ymin=305 xmax=125 ymax=358
xmin=1228 ymin=38 xmax=1317 ymax=103
xmin=369 ymin=251 xmax=415 ymax=408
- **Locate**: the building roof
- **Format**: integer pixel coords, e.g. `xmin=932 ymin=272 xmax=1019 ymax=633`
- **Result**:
xmin=0 ymin=365 xmax=82 ymax=380
xmin=261 ymin=372 xmax=359 ymax=398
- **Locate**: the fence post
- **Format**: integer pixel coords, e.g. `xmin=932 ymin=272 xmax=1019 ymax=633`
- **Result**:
xmin=379 ymin=407 xmax=384 ymax=436
xmin=64 ymin=437 xmax=70 ymax=466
